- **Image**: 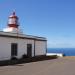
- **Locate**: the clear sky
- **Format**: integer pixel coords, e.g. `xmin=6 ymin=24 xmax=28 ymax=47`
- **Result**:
xmin=0 ymin=0 xmax=75 ymax=48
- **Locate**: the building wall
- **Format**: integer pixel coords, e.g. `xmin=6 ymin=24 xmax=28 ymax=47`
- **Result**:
xmin=35 ymin=41 xmax=47 ymax=56
xmin=18 ymin=39 xmax=34 ymax=58
xmin=0 ymin=36 xmax=46 ymax=60
xmin=0 ymin=37 xmax=11 ymax=60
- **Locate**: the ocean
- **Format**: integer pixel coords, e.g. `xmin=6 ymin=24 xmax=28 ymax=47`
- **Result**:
xmin=47 ymin=48 xmax=75 ymax=56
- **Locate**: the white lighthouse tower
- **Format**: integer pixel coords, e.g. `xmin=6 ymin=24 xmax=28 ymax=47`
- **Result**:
xmin=3 ymin=11 xmax=22 ymax=33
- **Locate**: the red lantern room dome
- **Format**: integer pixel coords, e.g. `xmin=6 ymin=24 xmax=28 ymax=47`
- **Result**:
xmin=8 ymin=11 xmax=19 ymax=28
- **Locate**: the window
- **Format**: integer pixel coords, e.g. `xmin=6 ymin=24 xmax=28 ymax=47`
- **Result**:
xmin=11 ymin=43 xmax=18 ymax=56
xmin=27 ymin=44 xmax=32 ymax=57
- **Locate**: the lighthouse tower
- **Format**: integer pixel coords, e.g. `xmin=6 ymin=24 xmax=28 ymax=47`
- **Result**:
xmin=3 ymin=11 xmax=22 ymax=33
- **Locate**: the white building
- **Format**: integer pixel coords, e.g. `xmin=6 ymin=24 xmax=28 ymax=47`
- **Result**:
xmin=0 ymin=12 xmax=47 ymax=60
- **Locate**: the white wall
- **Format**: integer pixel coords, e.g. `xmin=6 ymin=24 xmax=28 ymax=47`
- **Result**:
xmin=0 ymin=36 xmax=46 ymax=60
xmin=0 ymin=37 xmax=34 ymax=60
xmin=18 ymin=39 xmax=35 ymax=57
xmin=0 ymin=37 xmax=11 ymax=60
xmin=35 ymin=41 xmax=47 ymax=56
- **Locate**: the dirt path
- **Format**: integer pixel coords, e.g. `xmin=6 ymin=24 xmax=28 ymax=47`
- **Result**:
xmin=0 ymin=57 xmax=75 ymax=75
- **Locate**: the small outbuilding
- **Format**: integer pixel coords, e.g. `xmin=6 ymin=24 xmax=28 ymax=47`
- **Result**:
xmin=0 ymin=12 xmax=47 ymax=60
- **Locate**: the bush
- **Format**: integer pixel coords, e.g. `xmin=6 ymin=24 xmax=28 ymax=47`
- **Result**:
xmin=11 ymin=57 xmax=18 ymax=60
xmin=22 ymin=54 xmax=28 ymax=59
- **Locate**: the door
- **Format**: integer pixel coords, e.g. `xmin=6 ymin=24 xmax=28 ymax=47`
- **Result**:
xmin=27 ymin=44 xmax=32 ymax=57
xmin=11 ymin=43 xmax=18 ymax=56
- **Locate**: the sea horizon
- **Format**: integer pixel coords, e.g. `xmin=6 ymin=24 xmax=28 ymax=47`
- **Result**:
xmin=47 ymin=48 xmax=75 ymax=56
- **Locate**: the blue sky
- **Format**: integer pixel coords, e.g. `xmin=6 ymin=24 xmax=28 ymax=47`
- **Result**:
xmin=0 ymin=0 xmax=75 ymax=48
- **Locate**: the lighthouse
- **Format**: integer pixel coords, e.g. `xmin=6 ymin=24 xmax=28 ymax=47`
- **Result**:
xmin=3 ymin=11 xmax=22 ymax=33
xmin=0 ymin=11 xmax=47 ymax=61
